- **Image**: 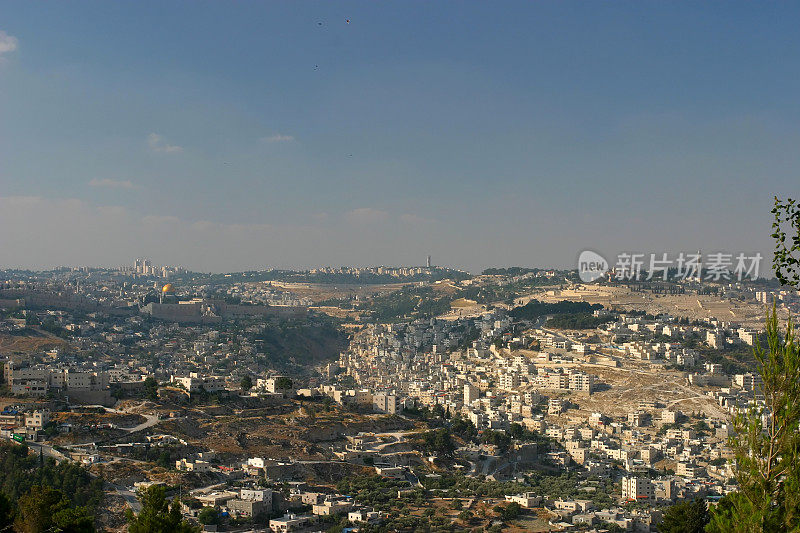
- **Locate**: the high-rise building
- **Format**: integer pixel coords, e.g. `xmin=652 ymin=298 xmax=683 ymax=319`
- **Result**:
xmin=426 ymin=255 xmax=431 ymax=268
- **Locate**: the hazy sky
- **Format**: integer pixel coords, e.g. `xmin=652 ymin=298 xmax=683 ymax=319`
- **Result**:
xmin=1 ymin=2 xmax=798 ymax=273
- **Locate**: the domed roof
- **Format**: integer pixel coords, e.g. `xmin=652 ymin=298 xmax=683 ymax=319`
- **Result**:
xmin=161 ymin=283 xmax=175 ymax=293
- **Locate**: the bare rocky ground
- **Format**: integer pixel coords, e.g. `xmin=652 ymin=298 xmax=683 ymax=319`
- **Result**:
xmin=566 ymin=361 xmax=729 ymax=420
xmin=96 ymin=493 xmax=129 ymax=532
xmin=159 ymin=400 xmax=414 ymax=459
xmin=537 ymin=285 xmax=781 ymax=329
xmin=0 ymin=332 xmax=67 ymax=355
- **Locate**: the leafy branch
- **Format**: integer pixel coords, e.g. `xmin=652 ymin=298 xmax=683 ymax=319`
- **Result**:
xmin=771 ymin=196 xmax=800 ymax=289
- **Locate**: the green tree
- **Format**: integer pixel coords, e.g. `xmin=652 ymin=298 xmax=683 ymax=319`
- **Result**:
xmin=658 ymin=498 xmax=708 ymax=533
xmin=51 ymin=506 xmax=96 ymax=533
xmin=15 ymin=486 xmax=64 ymax=533
xmin=709 ymin=308 xmax=800 ymax=531
xmin=450 ymin=416 xmax=477 ymax=440
xmin=274 ymin=377 xmax=293 ymax=390
xmin=422 ymin=428 xmax=455 ymax=454
xmin=126 ymin=485 xmax=199 ymax=533
xmin=143 ymin=377 xmax=159 ymax=401
xmin=771 ymin=196 xmax=800 ymax=288
xmin=240 ymin=375 xmax=253 ymax=392
xmin=494 ymin=502 xmax=521 ymax=521
xmin=197 ymin=507 xmax=219 ymax=525
xmin=706 ymin=494 xmax=738 ymax=533
xmin=0 ymin=492 xmax=13 ymax=529
xmin=481 ymin=429 xmax=511 ymax=452
xmin=508 ymin=422 xmax=524 ymax=439
xmin=15 ymin=486 xmax=95 ymax=533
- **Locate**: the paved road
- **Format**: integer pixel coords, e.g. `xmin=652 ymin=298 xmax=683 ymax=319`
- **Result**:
xmin=110 ymin=483 xmax=141 ymax=513
xmin=188 ymin=481 xmax=229 ymax=495
xmin=123 ymin=413 xmax=161 ymax=433
xmin=26 ymin=440 xmax=67 ymax=462
xmin=68 ymin=404 xmax=165 ymax=433
xmin=370 ymin=429 xmax=418 ymax=451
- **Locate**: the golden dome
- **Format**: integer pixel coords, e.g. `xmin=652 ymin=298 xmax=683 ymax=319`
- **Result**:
xmin=161 ymin=283 xmax=175 ymax=293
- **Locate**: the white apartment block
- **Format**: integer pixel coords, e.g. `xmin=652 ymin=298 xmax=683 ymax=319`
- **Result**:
xmin=172 ymin=373 xmax=226 ymax=393
xmin=661 ymin=409 xmax=678 ymax=424
xmin=498 ymin=372 xmax=520 ymax=391
xmin=240 ymin=488 xmax=273 ymax=506
xmin=738 ymin=329 xmax=757 ymax=346
xmin=25 ymin=409 xmax=50 ymax=429
xmin=734 ymin=373 xmax=762 ymax=392
xmin=621 ymin=476 xmax=654 ymax=501
xmin=548 ymin=398 xmax=564 ymax=415
xmin=6 ymin=363 xmax=110 ymax=396
xmin=569 ymin=372 xmax=595 ymax=393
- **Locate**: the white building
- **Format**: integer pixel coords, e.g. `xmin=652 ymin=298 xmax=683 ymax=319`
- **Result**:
xmin=25 ymin=409 xmax=50 ymax=430
xmin=349 ymin=509 xmax=380 ymax=523
xmin=269 ymin=513 xmax=310 ymax=532
xmin=621 ymin=476 xmax=654 ymax=501
xmin=240 ymin=488 xmax=273 ymax=507
xmin=175 ymin=458 xmax=212 ymax=472
xmin=172 ymin=373 xmax=226 ymax=394
xmin=734 ymin=373 xmax=762 ymax=393
xmin=258 ymin=375 xmax=294 ymax=393
xmin=738 ymin=329 xmax=757 ymax=346
xmin=505 ymin=493 xmax=542 ymax=508
xmin=498 ymin=372 xmax=520 ymax=391
xmin=569 ymin=372 xmax=595 ymax=393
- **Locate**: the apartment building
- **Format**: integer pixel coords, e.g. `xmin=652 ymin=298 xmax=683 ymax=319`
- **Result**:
xmin=621 ymin=477 xmax=654 ymax=501
xmin=171 ymin=373 xmax=226 ymax=394
xmin=372 ymin=393 xmax=397 ymax=414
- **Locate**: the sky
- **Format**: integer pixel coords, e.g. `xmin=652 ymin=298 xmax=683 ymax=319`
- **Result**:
xmin=0 ymin=2 xmax=798 ymax=273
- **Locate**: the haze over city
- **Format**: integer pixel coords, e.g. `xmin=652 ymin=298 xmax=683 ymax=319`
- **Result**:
xmin=2 ymin=2 xmax=799 ymax=272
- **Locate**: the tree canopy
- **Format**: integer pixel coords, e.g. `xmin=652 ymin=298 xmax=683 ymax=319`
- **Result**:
xmin=508 ymin=299 xmax=603 ymax=321
xmin=772 ymin=196 xmax=800 ymax=289
xmin=15 ymin=485 xmax=95 ymax=533
xmin=126 ymin=485 xmax=199 ymax=533
xmin=659 ymin=498 xmax=709 ymax=533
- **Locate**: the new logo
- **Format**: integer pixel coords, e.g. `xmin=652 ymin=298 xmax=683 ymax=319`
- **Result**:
xmin=578 ymin=250 xmax=608 ymax=283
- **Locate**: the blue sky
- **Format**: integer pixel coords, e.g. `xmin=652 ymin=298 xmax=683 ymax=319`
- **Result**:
xmin=1 ymin=2 xmax=798 ymax=272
